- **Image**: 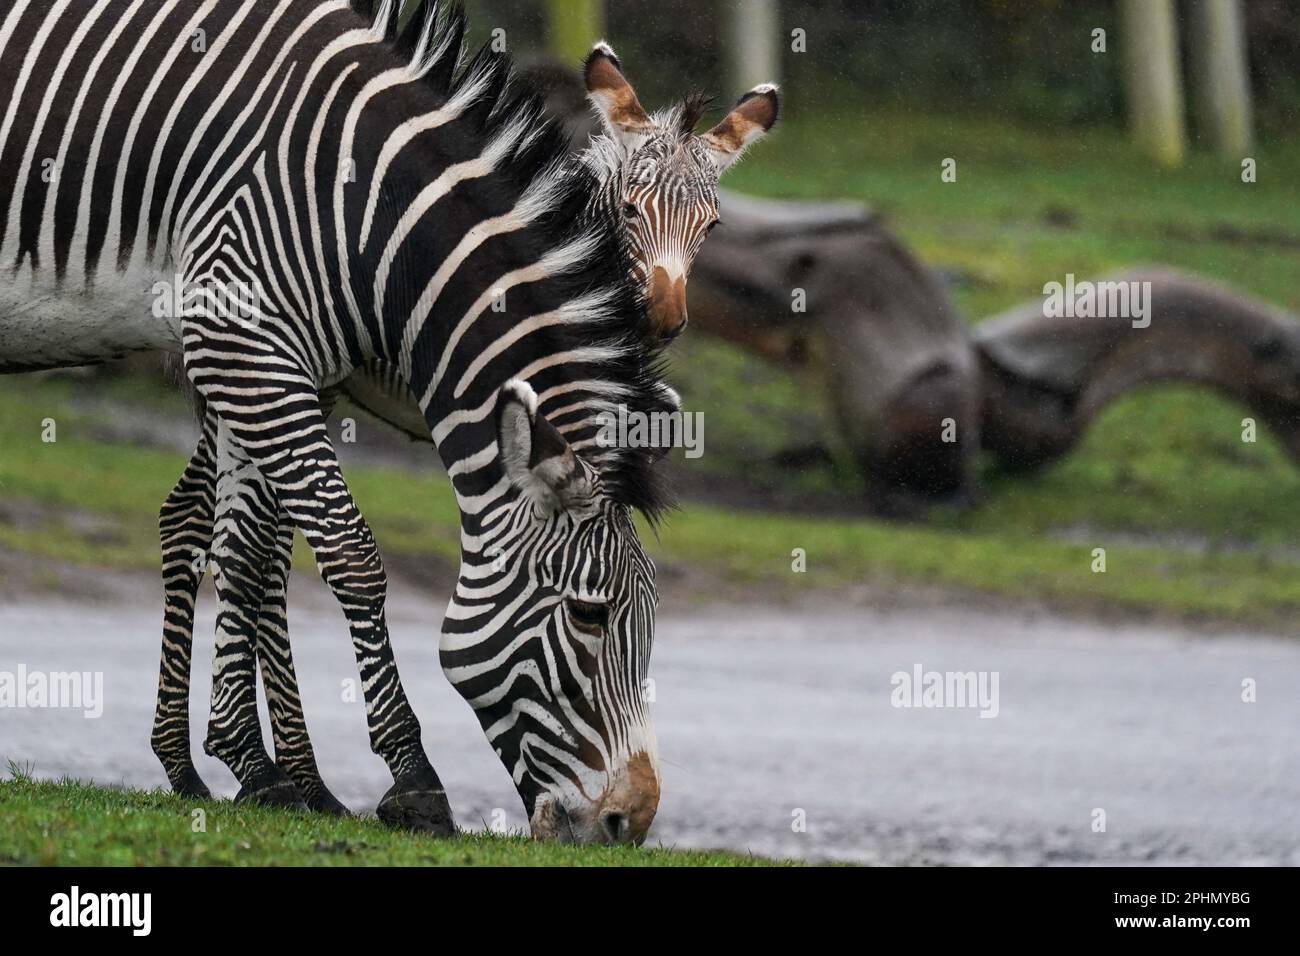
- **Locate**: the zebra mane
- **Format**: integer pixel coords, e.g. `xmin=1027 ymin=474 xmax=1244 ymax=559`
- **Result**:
xmin=578 ymin=133 xmax=624 ymax=184
xmin=671 ymin=91 xmax=714 ymax=137
xmin=349 ymin=0 xmax=674 ymax=521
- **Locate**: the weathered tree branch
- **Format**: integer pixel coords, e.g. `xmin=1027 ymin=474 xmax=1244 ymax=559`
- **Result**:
xmin=975 ymin=268 xmax=1300 ymax=468
xmin=692 ymin=192 xmax=980 ymax=505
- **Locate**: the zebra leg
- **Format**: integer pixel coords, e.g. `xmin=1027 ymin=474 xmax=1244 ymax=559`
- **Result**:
xmin=154 ymin=410 xmax=344 ymax=811
xmin=202 ymin=424 xmax=307 ymax=809
xmin=200 ymin=383 xmax=453 ymax=834
xmin=151 ymin=420 xmax=218 ymax=800
xmin=250 ymin=510 xmax=350 ymax=816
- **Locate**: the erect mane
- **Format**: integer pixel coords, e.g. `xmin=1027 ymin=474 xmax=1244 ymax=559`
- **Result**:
xmin=674 ymin=91 xmax=714 ymax=136
xmin=349 ymin=0 xmax=674 ymax=521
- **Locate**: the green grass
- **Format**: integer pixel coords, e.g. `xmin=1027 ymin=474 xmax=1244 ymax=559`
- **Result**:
xmin=0 ymin=375 xmax=463 ymax=573
xmin=0 ymin=774 xmax=775 ymax=866
xmin=650 ymin=499 xmax=1300 ymax=622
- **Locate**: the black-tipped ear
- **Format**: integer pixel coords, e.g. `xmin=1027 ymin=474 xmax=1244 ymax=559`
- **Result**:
xmin=584 ymin=41 xmax=653 ymax=143
xmin=648 ymin=383 xmax=683 ymax=462
xmin=701 ymin=83 xmax=780 ymax=173
xmin=583 ymin=40 xmax=624 ymax=78
xmin=496 ymin=381 xmax=595 ymax=515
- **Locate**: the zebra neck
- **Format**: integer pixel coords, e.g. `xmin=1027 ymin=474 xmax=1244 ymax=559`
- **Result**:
xmin=366 ymin=142 xmax=635 ymax=533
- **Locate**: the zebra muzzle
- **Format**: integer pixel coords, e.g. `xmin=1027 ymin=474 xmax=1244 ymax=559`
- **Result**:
xmin=530 ymin=752 xmax=661 ymax=845
xmin=648 ymin=267 xmax=688 ymax=340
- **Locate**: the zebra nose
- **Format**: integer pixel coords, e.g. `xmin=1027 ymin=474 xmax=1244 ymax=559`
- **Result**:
xmin=648 ymin=266 xmax=688 ymax=340
xmin=597 ymin=751 xmax=660 ymax=845
xmin=599 ymin=810 xmax=628 ymax=843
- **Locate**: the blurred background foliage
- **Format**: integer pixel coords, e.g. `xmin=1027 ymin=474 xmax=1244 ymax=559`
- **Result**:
xmin=468 ymin=0 xmax=1299 ymax=136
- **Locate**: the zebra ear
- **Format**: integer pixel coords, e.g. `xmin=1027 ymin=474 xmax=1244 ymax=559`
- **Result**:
xmin=584 ymin=41 xmax=653 ymax=146
xmin=701 ymin=84 xmax=780 ymax=173
xmin=496 ymin=380 xmax=594 ymax=514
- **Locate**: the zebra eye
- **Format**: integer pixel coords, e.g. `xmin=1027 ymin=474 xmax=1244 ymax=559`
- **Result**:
xmin=707 ymin=219 xmax=721 ymax=233
xmin=622 ymin=201 xmax=640 ymax=219
xmin=566 ymin=598 xmax=609 ymax=633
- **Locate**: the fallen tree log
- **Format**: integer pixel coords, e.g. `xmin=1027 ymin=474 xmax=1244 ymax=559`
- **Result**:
xmin=691 ymin=193 xmax=980 ymax=506
xmin=975 ymin=267 xmax=1300 ymax=469
xmin=694 ymin=201 xmax=1300 ymax=505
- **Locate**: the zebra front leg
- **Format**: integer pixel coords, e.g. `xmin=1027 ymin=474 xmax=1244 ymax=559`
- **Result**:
xmin=200 ymin=382 xmax=453 ymax=834
xmin=251 ymin=511 xmax=350 ymax=815
xmin=203 ymin=427 xmax=307 ymax=810
xmin=152 ymin=422 xmax=218 ymax=800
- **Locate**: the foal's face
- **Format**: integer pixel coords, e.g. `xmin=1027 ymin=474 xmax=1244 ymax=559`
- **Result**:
xmin=583 ymin=42 xmax=779 ymax=340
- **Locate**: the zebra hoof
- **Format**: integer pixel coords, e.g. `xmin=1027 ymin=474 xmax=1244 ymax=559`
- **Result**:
xmin=235 ymin=767 xmax=309 ymax=811
xmin=304 ymin=786 xmax=351 ymax=817
xmin=170 ymin=766 xmax=213 ymax=801
xmin=376 ymin=778 xmax=455 ymax=835
xmin=278 ymin=762 xmax=352 ymax=816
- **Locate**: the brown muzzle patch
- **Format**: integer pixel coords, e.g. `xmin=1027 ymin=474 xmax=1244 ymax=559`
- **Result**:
xmin=648 ymin=266 xmax=688 ymax=339
xmin=608 ymin=751 xmax=660 ymax=844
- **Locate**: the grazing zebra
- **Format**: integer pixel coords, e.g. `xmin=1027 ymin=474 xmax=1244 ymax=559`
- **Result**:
xmin=0 ymin=0 xmax=776 ymax=842
xmin=153 ymin=43 xmax=780 ymax=816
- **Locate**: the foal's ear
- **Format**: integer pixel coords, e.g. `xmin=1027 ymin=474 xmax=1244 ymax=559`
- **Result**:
xmin=496 ymin=380 xmax=595 ymax=515
xmin=701 ymin=83 xmax=779 ymax=173
xmin=584 ymin=41 xmax=653 ymax=146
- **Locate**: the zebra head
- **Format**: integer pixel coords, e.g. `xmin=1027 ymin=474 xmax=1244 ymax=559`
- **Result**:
xmin=583 ymin=43 xmax=779 ymax=340
xmin=441 ymin=379 xmax=666 ymax=844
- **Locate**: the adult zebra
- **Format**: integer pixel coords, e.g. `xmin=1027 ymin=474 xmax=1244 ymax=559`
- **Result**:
xmin=0 ymin=0 xmax=775 ymax=843
xmin=152 ymin=42 xmax=780 ymax=816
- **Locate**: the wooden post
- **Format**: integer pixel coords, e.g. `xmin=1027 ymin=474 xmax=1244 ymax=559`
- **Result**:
xmin=545 ymin=0 xmax=605 ymax=67
xmin=1119 ymin=0 xmax=1187 ymax=167
xmin=1189 ymin=0 xmax=1254 ymax=158
xmin=722 ymin=0 xmax=781 ymax=94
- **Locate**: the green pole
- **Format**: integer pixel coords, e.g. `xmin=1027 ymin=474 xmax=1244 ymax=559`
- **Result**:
xmin=1120 ymin=0 xmax=1187 ymax=167
xmin=1189 ymin=0 xmax=1254 ymax=158
xmin=546 ymin=0 xmax=605 ymax=66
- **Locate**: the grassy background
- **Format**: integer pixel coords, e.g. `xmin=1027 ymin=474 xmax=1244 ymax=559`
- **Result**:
xmin=2 ymin=110 xmax=1300 ymax=625
xmin=0 ymin=774 xmax=776 ymax=866
xmin=726 ymin=108 xmax=1300 ymax=319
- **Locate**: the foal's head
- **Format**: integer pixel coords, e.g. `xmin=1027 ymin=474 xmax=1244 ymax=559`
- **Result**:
xmin=583 ymin=43 xmax=779 ymax=340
